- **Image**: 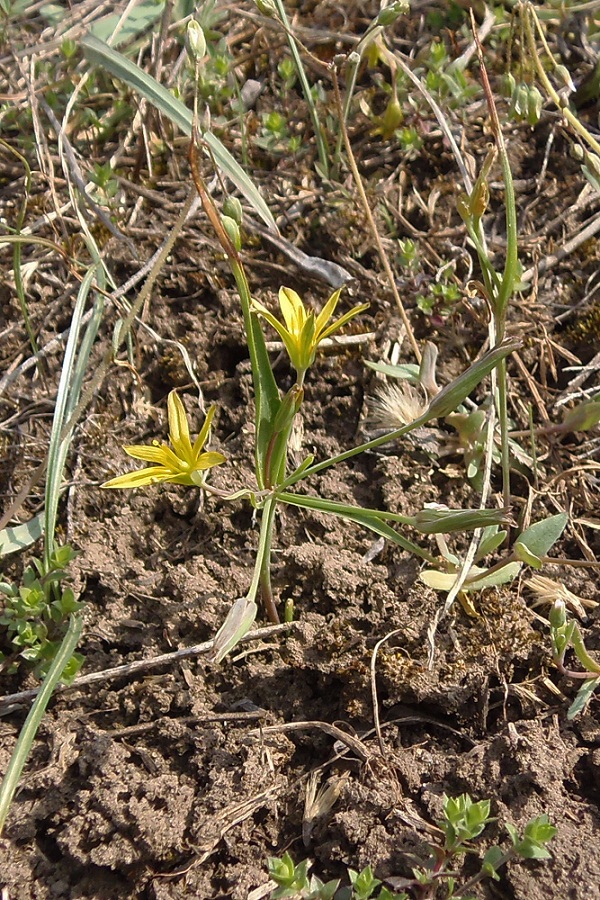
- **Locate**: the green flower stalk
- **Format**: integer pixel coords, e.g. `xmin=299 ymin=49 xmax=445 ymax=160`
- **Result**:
xmin=102 ymin=391 xmax=226 ymax=489
xmin=251 ymin=286 xmax=368 ymax=384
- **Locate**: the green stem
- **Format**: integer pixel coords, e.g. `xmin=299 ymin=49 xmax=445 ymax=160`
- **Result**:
xmin=473 ymin=28 xmax=518 ymax=511
xmin=459 ymin=850 xmax=515 ymax=895
xmin=248 ymin=496 xmax=279 ymax=624
xmin=571 ymin=622 xmax=600 ymax=675
xmin=282 ymin=414 xmax=427 ymax=489
xmin=0 ymin=613 xmax=83 ymax=835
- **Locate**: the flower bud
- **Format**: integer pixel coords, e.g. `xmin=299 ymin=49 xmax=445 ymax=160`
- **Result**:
xmin=469 ymin=178 xmax=490 ymax=220
xmin=273 ymin=384 xmax=304 ymax=433
xmin=526 ymin=85 xmax=543 ymax=126
xmin=549 ymin=599 xmax=567 ymax=629
xmin=509 ymin=82 xmax=528 ymax=120
xmin=500 ymin=72 xmax=516 ymax=99
xmin=571 ymin=144 xmax=584 ymax=161
xmin=186 ymin=20 xmax=206 ymax=60
xmin=223 ymin=195 xmax=243 ymax=225
xmin=554 ymin=64 xmax=575 ymax=93
xmin=221 ymin=215 xmax=241 ymax=251
xmin=254 ymin=0 xmax=277 ymax=17
xmin=376 ymin=1 xmax=410 ymax=27
xmin=380 ymin=93 xmax=403 ymax=138
xmin=584 ymin=152 xmax=600 ymax=179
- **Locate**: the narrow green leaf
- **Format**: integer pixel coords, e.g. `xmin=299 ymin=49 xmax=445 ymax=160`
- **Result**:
xmin=364 ymin=360 xmax=421 ymax=382
xmin=276 ymin=491 xmax=434 ymax=561
xmin=426 ymin=338 xmax=520 ymax=419
xmin=475 ymin=526 xmax=507 ymax=562
xmin=0 ymin=614 xmax=83 ymax=834
xmin=209 ymin=596 xmax=257 ymax=663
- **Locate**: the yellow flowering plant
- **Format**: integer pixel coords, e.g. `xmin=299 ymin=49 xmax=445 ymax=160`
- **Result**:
xmin=99 ymin=131 xmax=523 ymax=662
xmin=102 ymin=392 xmax=225 ymax=490
xmin=251 ymin=287 xmax=368 ymax=385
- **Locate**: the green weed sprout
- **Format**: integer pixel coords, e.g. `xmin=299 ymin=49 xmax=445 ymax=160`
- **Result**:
xmin=266 ymin=794 xmax=555 ymax=899
xmin=268 ymin=852 xmax=401 ymax=900
xmin=549 ymin=600 xmax=600 ymax=719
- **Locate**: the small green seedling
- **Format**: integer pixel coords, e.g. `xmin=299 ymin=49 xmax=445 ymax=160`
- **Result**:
xmin=266 ymin=794 xmax=555 ymax=899
xmin=268 ymin=852 xmax=341 ymax=900
xmin=267 ymin=852 xmax=402 ymax=899
xmin=404 ymin=793 xmax=555 ymax=897
xmin=0 ymin=544 xmax=83 ymax=680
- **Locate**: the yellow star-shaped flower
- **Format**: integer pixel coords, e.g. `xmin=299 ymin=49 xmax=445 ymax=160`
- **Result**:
xmin=102 ymin=392 xmax=226 ymax=490
xmin=251 ymin=286 xmax=368 ymax=383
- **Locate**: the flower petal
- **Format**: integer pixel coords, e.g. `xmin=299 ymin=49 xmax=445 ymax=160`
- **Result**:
xmin=319 ymin=302 xmax=369 ymax=342
xmin=122 ymin=443 xmax=170 ymax=464
xmin=168 ymin=392 xmax=193 ymax=463
xmin=194 ymin=450 xmax=227 ymax=471
xmin=124 ymin=443 xmax=183 ymax=472
xmin=191 ymin=404 xmax=216 ymax=458
xmin=314 ymin=288 xmax=342 ymax=337
xmin=279 ymin=287 xmax=305 ymax=335
xmin=252 ymin=301 xmax=293 ymax=345
xmin=252 ymin=303 xmax=304 ymax=371
xmin=101 ymin=466 xmax=174 ymax=489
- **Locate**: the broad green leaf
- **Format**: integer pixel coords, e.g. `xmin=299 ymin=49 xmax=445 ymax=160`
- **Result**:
xmin=513 ymin=542 xmax=542 ymax=569
xmin=514 ymin=513 xmax=568 ymax=563
xmin=81 ymin=35 xmax=276 ymax=230
xmin=561 ymin=394 xmax=600 ymax=432
xmin=481 ymin=845 xmax=504 ymax=879
xmin=464 ymin=562 xmax=521 ymax=589
xmin=0 ymin=514 xmax=44 ymax=556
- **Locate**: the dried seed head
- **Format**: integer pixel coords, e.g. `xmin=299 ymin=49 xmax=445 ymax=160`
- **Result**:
xmin=527 ymin=574 xmax=597 ymax=619
xmin=369 ymin=381 xmax=427 ymax=430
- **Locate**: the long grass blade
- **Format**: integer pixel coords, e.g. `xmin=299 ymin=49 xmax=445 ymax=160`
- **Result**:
xmin=0 ymin=614 xmax=83 ymax=835
xmin=81 ymin=34 xmax=276 ymax=230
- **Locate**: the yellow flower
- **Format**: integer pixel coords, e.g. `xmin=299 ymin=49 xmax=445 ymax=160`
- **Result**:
xmin=251 ymin=286 xmax=369 ymax=381
xmin=102 ymin=392 xmax=226 ymax=489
